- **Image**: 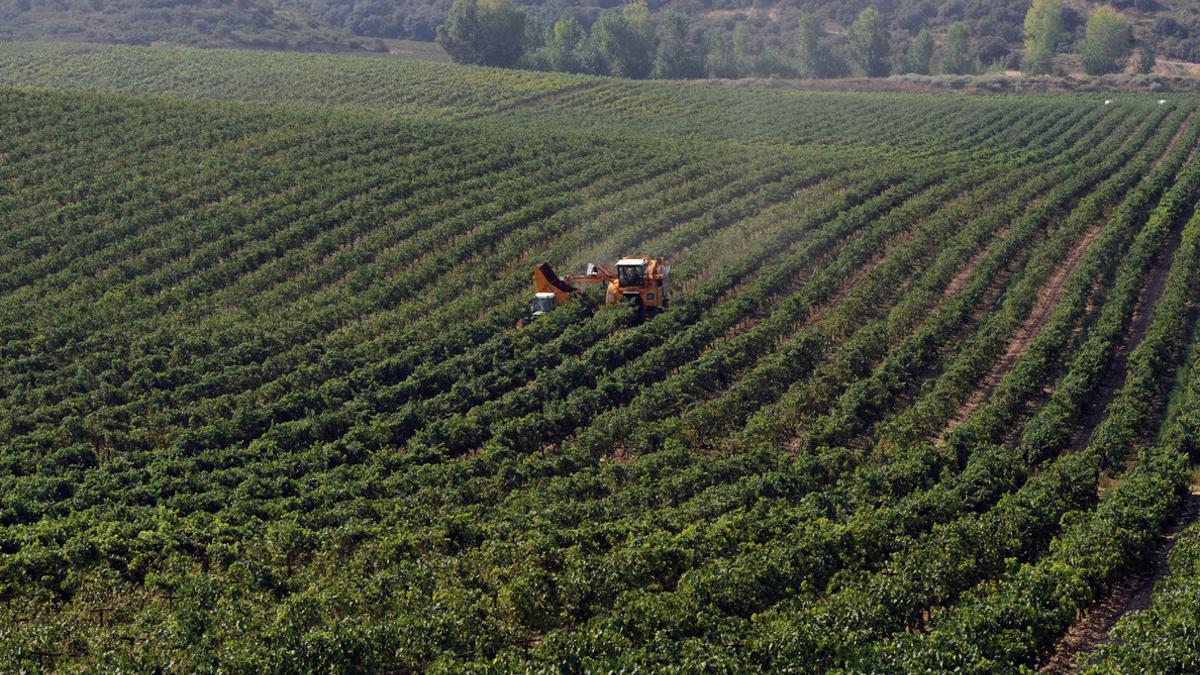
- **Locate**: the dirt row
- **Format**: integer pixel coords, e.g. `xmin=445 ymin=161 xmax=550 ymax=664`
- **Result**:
xmin=941 ymin=115 xmax=1194 ymax=438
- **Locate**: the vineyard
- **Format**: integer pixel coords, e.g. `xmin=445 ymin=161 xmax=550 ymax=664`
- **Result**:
xmin=3 ymin=43 xmax=1200 ymax=672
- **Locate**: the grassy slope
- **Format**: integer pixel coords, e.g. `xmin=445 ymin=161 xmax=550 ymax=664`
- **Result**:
xmin=0 ymin=41 xmax=1154 ymax=150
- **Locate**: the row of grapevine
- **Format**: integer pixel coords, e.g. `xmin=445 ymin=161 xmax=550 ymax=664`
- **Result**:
xmin=860 ymin=176 xmax=1200 ymax=672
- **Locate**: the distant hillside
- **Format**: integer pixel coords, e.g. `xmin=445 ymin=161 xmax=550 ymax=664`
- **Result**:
xmin=0 ymin=0 xmax=1197 ymax=66
xmin=0 ymin=0 xmax=384 ymax=51
xmin=278 ymin=0 xmax=1200 ymax=65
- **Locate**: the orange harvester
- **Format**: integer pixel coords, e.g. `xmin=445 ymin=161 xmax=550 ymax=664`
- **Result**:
xmin=531 ymin=257 xmax=670 ymax=320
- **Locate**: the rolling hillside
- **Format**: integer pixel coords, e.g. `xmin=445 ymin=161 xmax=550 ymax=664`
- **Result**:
xmin=2 ymin=43 xmax=1200 ymax=671
xmin=1 ymin=0 xmax=1199 ymax=67
xmin=0 ymin=0 xmax=382 ymax=51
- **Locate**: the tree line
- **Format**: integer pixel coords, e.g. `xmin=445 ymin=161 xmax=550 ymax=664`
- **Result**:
xmin=437 ymin=0 xmax=1155 ymax=80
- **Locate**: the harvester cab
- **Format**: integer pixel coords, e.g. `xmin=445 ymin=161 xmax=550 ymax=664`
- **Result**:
xmin=531 ymin=292 xmax=557 ymax=317
xmin=531 ymin=257 xmax=670 ymax=322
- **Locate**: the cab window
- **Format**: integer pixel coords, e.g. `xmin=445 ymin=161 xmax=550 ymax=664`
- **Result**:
xmin=617 ymin=265 xmax=644 ymax=287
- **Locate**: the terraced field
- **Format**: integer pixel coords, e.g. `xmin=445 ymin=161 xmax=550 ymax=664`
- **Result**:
xmin=2 ymin=42 xmax=1200 ymax=672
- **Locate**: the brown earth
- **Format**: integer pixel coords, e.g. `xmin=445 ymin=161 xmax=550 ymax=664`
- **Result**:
xmin=939 ymin=219 xmax=1105 ymax=436
xmin=1072 ymin=196 xmax=1188 ymax=453
xmin=941 ymin=114 xmax=1192 ymax=439
xmin=700 ymin=7 xmax=781 ymax=21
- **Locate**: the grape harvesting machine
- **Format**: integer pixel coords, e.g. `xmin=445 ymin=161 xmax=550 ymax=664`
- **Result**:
xmin=532 ymin=257 xmax=670 ymax=321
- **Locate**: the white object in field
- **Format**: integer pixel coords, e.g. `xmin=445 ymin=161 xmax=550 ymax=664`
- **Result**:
xmin=531 ymin=292 xmax=557 ymax=316
xmin=1159 ymin=100 xmax=1168 ymax=104
xmin=1104 ymin=99 xmax=1112 ymax=105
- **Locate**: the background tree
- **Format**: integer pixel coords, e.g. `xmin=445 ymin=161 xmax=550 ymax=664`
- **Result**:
xmin=478 ymin=0 xmax=527 ymax=67
xmin=523 ymin=15 xmax=544 ymax=54
xmin=436 ymin=0 xmax=526 ymax=67
xmin=849 ymin=7 xmax=890 ymax=77
xmin=732 ymin=21 xmax=752 ymax=66
xmin=1023 ymin=0 xmax=1063 ymax=75
xmin=1137 ymin=37 xmax=1158 ymax=74
xmin=593 ymin=1 xmax=656 ymax=79
xmin=902 ymin=27 xmax=934 ymax=74
xmin=579 ymin=35 xmax=608 ymax=75
xmin=795 ymin=13 xmax=823 ymax=78
xmin=437 ymin=0 xmax=482 ymax=64
xmin=1081 ymin=7 xmax=1132 ymax=75
xmin=704 ymin=31 xmax=737 ymax=78
xmin=654 ymin=10 xmax=698 ymax=79
xmin=748 ymin=46 xmax=799 ymax=78
xmin=977 ymin=36 xmax=1012 ymax=68
xmin=940 ymin=21 xmax=978 ymax=74
xmin=538 ymin=17 xmax=587 ymax=73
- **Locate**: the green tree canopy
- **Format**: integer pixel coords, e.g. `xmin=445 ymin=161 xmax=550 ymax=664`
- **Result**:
xmin=539 ymin=17 xmax=587 ymax=73
xmin=940 ymin=22 xmax=978 ymax=75
xmin=436 ymin=0 xmax=527 ymax=67
xmin=1081 ymin=7 xmax=1132 ymax=75
xmin=654 ymin=10 xmax=698 ymax=79
xmin=902 ymin=28 xmax=934 ymax=75
xmin=703 ymin=32 xmax=737 ymax=78
xmin=795 ymin=13 xmax=823 ymax=78
xmin=593 ymin=1 xmax=656 ymax=79
xmin=849 ymin=7 xmax=890 ymax=77
xmin=1023 ymin=0 xmax=1063 ymax=75
xmin=1137 ymin=37 xmax=1157 ymax=75
xmin=732 ymin=21 xmax=751 ymax=63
